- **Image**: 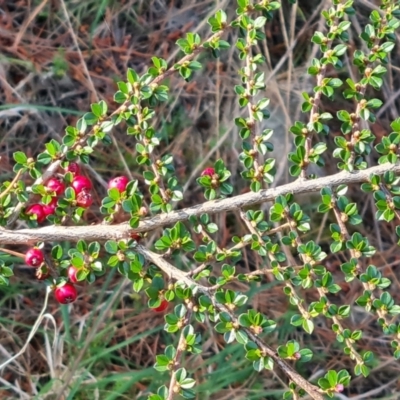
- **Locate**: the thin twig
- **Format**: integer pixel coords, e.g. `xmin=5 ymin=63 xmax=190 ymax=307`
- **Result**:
xmin=167 ymin=308 xmax=193 ymax=400
xmin=0 ymin=286 xmax=54 ymax=371
xmin=0 ymin=169 xmax=23 ymax=200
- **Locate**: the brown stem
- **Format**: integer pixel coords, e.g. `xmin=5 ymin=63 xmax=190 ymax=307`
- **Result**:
xmin=2 ymin=163 xmax=400 ymax=245
xmin=136 ymin=245 xmax=324 ymax=400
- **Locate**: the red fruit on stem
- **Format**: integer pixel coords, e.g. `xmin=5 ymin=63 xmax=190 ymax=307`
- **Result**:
xmin=71 ymin=175 xmax=92 ymax=195
xmin=130 ymin=232 xmax=141 ymax=242
xmin=46 ymin=178 xmax=65 ymax=196
xmin=25 ymin=248 xmax=44 ymax=267
xmin=67 ymin=266 xmax=79 ymax=283
xmin=108 ymin=176 xmax=129 ymax=193
xmin=76 ymin=190 xmax=93 ymax=208
xmin=201 ymin=167 xmax=215 ymax=177
xmin=26 ymin=204 xmax=46 ymax=223
xmin=54 ymin=283 xmax=77 ymax=304
xmin=65 ymin=162 xmax=80 ymax=175
xmin=42 ymin=197 xmax=58 ymax=216
xmin=153 ymin=299 xmax=169 ymax=312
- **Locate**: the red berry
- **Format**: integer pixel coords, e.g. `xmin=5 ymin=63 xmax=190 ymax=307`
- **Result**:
xmin=108 ymin=176 xmax=129 ymax=193
xmin=25 ymin=248 xmax=44 ymax=267
xmin=64 ymin=162 xmax=80 ymax=175
xmin=153 ymin=299 xmax=169 ymax=312
xmin=46 ymin=178 xmax=65 ymax=196
xmin=42 ymin=197 xmax=58 ymax=216
xmin=26 ymin=204 xmax=46 ymax=223
xmin=130 ymin=232 xmax=141 ymax=242
xmin=201 ymin=167 xmax=215 ymax=177
xmin=71 ymin=175 xmax=92 ymax=194
xmin=76 ymin=190 xmax=93 ymax=208
xmin=67 ymin=266 xmax=79 ymax=283
xmin=54 ymin=283 xmax=77 ymax=304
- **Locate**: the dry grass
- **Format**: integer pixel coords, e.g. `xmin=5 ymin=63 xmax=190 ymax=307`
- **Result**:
xmin=1 ymin=0 xmax=400 ymax=398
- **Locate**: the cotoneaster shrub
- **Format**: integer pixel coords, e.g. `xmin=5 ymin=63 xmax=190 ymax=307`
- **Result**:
xmin=1 ymin=1 xmax=400 ymax=399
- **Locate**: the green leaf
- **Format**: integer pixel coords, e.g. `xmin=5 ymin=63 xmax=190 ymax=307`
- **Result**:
xmin=127 ymin=68 xmax=139 ymax=84
xmin=105 ymin=240 xmax=118 ymax=254
xmin=14 ymin=151 xmax=28 ymax=164
xmin=302 ymin=319 xmax=314 ymax=334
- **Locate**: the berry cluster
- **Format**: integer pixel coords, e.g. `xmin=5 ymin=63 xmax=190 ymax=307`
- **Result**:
xmin=25 ymin=162 xmax=89 ymax=222
xmin=21 ymin=170 xmax=214 ymax=306
xmin=24 ymin=174 xmax=131 ymax=304
xmin=24 ymin=245 xmax=79 ymax=303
